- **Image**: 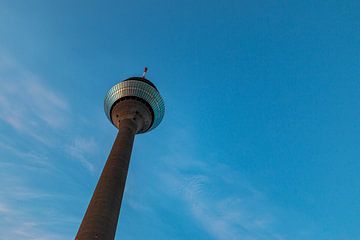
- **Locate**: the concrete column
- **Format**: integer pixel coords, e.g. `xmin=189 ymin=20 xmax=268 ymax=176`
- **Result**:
xmin=76 ymin=118 xmax=137 ymax=240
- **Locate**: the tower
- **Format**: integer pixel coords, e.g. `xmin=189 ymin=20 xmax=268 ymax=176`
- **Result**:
xmin=76 ymin=72 xmax=165 ymax=240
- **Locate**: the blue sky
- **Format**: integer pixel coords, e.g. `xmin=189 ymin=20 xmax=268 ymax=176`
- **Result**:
xmin=0 ymin=1 xmax=359 ymax=239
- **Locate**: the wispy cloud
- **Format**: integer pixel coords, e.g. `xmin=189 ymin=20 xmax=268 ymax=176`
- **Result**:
xmin=160 ymin=161 xmax=282 ymax=240
xmin=128 ymin=127 xmax=285 ymax=240
xmin=0 ymin=201 xmax=10 ymax=213
xmin=0 ymin=53 xmax=97 ymax=239
xmin=0 ymin=170 xmax=74 ymax=240
xmin=0 ymin=54 xmax=69 ymax=144
xmin=65 ymin=137 xmax=98 ymax=172
xmin=0 ymin=198 xmax=73 ymax=240
xmin=0 ymin=53 xmax=98 ymax=173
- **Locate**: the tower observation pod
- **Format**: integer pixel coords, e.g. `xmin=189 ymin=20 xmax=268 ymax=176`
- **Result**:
xmin=75 ymin=73 xmax=165 ymax=240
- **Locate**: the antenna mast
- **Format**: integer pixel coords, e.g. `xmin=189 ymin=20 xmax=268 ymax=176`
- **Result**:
xmin=142 ymin=67 xmax=148 ymax=78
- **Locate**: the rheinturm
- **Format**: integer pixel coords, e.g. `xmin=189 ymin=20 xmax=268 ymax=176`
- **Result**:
xmin=76 ymin=72 xmax=165 ymax=240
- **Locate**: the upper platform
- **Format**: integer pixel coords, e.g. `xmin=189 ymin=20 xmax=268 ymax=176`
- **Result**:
xmin=104 ymin=77 xmax=165 ymax=133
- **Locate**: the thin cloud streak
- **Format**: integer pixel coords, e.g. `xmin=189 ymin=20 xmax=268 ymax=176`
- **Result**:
xmin=153 ymin=127 xmax=284 ymax=240
xmin=0 ymin=53 xmax=98 ymax=173
xmin=0 ymin=162 xmax=77 ymax=240
xmin=0 ymin=54 xmax=69 ymax=144
xmin=160 ymin=164 xmax=282 ymax=240
xmin=0 ymin=200 xmax=71 ymax=240
xmin=0 ymin=182 xmax=70 ymax=239
xmin=0 ymin=53 xmax=99 ymax=239
xmin=65 ymin=137 xmax=98 ymax=172
xmin=119 ymin=127 xmax=285 ymax=239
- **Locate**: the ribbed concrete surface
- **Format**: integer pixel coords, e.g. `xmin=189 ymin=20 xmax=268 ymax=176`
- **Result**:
xmin=76 ymin=119 xmax=137 ymax=240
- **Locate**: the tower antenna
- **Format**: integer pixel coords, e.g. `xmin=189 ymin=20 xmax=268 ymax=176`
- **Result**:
xmin=142 ymin=67 xmax=148 ymax=78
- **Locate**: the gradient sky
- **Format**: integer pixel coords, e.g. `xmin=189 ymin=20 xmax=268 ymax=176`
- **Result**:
xmin=0 ymin=1 xmax=359 ymax=239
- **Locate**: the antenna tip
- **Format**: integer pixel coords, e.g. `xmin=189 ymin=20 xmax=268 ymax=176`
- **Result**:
xmin=142 ymin=67 xmax=148 ymax=78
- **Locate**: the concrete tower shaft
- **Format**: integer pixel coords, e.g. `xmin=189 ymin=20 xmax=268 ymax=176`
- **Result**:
xmin=76 ymin=76 xmax=164 ymax=240
xmin=76 ymin=118 xmax=136 ymax=240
